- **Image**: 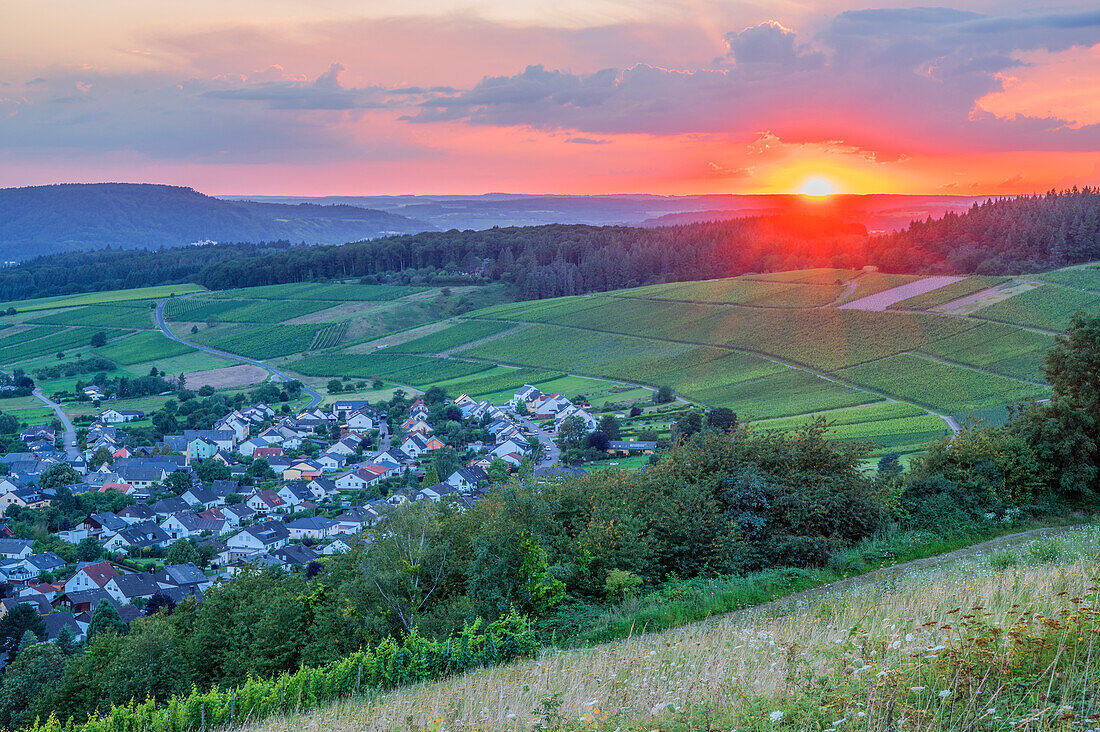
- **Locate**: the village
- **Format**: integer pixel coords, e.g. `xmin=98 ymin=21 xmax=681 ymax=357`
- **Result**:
xmin=0 ymin=380 xmax=660 ymax=655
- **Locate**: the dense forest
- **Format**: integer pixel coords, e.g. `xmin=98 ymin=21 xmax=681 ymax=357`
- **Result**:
xmin=1 ymin=189 xmax=1097 ymax=303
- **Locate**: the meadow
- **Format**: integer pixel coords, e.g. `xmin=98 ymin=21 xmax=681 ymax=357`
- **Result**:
xmin=0 ymin=284 xmax=203 ymax=313
xmin=92 ymin=330 xmax=197 ymax=365
xmin=972 ymin=283 xmax=1100 ymax=330
xmin=248 ymin=525 xmax=1100 ymax=732
xmin=0 ymin=327 xmax=130 ymax=365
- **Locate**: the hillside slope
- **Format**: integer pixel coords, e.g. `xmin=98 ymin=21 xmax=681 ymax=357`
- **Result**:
xmin=249 ymin=525 xmax=1100 ymax=732
xmin=0 ymin=183 xmax=430 ymax=258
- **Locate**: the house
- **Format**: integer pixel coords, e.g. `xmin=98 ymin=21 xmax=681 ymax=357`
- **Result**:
xmin=226 ymin=520 xmax=289 ymax=558
xmin=282 ymin=459 xmax=322 ymax=482
xmin=374 ymin=448 xmax=412 ymax=467
xmin=408 ymin=400 xmax=429 ymax=418
xmin=511 ymin=385 xmax=545 ymax=409
xmin=160 ymin=512 xmax=228 ymax=539
xmin=214 ymin=412 xmax=251 ymax=442
xmin=82 ymin=512 xmax=128 ymax=536
xmin=445 ymin=466 xmax=488 ymax=493
xmin=104 ymin=573 xmax=162 ymax=605
xmin=307 ymin=477 xmax=337 ymax=499
xmin=186 ymin=437 xmax=219 ymax=464
xmin=156 ymin=562 xmax=213 ymax=592
xmin=221 ymin=503 xmax=256 ymax=528
xmin=53 ymin=588 xmax=118 ymax=614
xmin=417 ymin=482 xmax=456 ymax=502
xmin=330 ymin=399 xmax=372 ymax=417
xmin=530 ymin=394 xmax=573 ymax=419
xmin=64 ymin=561 xmax=119 ymax=593
xmin=334 ymin=468 xmax=373 ymax=491
xmin=114 ymin=464 xmax=166 ymax=489
xmin=555 ymin=404 xmax=598 ymax=432
xmin=83 ymin=385 xmax=106 ymax=400
xmin=401 ymin=416 xmax=433 ymax=435
xmin=273 ymin=543 xmax=319 ymax=566
xmin=0 ymin=538 xmax=34 ymax=560
xmin=183 ymin=430 xmax=236 ymax=451
xmin=181 ymin=486 xmax=223 ymax=509
xmin=320 ymin=538 xmax=352 ymax=555
xmin=103 ymin=521 xmax=172 ymax=554
xmin=253 ymin=446 xmax=284 ymax=461
xmin=276 ymin=483 xmax=314 ymax=509
xmin=316 ymin=452 xmax=346 ymax=471
xmin=326 ymin=436 xmax=360 ymax=457
xmin=246 ymin=490 xmax=286 ymax=514
xmin=44 ymin=611 xmax=83 ymax=642
xmin=149 ymin=496 xmax=191 ymax=520
xmin=285 ymin=516 xmax=338 ymax=540
xmin=399 ymin=433 xmax=431 ymax=458
xmin=346 ymin=410 xmax=374 ymax=431
xmin=17 ymin=551 xmax=66 ymax=581
xmin=98 ymin=408 xmax=145 ymax=424
xmin=606 ymin=440 xmax=658 ymax=455
xmin=335 ymin=506 xmax=381 ymax=534
xmin=116 ymin=504 xmax=157 ymax=525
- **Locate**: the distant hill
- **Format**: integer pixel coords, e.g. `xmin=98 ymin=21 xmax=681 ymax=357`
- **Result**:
xmin=0 ymin=183 xmax=432 ymax=259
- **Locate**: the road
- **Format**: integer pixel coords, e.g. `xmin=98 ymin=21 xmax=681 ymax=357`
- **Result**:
xmin=155 ymin=299 xmax=323 ymax=409
xmin=514 ymin=413 xmax=560 ymax=469
xmin=31 ymin=387 xmax=79 ymax=458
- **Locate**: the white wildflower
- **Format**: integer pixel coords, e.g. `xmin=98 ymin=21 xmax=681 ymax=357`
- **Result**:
xmin=938 ymin=690 xmax=952 ymax=699
xmin=770 ymin=711 xmax=784 ymax=722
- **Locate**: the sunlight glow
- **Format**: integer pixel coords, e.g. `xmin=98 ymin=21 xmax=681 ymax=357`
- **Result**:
xmin=797 ymin=176 xmax=838 ymax=197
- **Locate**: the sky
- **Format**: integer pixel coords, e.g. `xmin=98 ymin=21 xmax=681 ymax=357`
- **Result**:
xmin=1 ymin=1 xmax=1099 ymax=195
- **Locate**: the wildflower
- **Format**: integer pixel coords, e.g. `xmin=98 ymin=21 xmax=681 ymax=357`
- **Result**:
xmin=770 ymin=710 xmax=784 ymax=722
xmin=938 ymin=690 xmax=952 ymax=699
xmin=910 ymin=686 xmax=926 ymax=692
xmin=832 ymin=718 xmax=847 ymax=726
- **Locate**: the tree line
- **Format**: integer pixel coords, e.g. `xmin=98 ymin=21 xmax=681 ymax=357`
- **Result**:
xmin=4 ymin=189 xmax=1097 ymax=304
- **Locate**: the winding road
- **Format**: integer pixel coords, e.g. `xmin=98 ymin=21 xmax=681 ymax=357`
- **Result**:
xmin=155 ymin=299 xmax=323 ymax=409
xmin=514 ymin=413 xmax=560 ymax=469
xmin=31 ymin=387 xmax=79 ymax=458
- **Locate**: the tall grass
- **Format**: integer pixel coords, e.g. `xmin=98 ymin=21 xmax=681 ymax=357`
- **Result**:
xmin=551 ymin=522 xmax=1082 ymax=648
xmin=248 ymin=524 xmax=1100 ymax=732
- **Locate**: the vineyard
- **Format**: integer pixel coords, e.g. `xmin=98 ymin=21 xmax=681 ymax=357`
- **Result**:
xmin=0 ymin=284 xmax=202 ymax=314
xmin=395 ymin=319 xmax=519 ymax=354
xmin=164 ymin=297 xmax=334 ymax=324
xmin=30 ymin=304 xmax=156 ymax=328
xmin=0 ymin=327 xmax=130 ymax=365
xmin=93 ymin=330 xmax=197 ymax=365
xmin=836 ymin=353 xmax=1049 ymax=413
xmin=208 ymin=282 xmax=428 ymax=301
xmin=310 ymin=321 xmax=349 ymax=350
xmin=198 ymin=325 xmax=320 ymax=360
xmin=971 ymin=283 xmax=1100 ymax=330
xmin=608 ymin=278 xmax=846 ymax=307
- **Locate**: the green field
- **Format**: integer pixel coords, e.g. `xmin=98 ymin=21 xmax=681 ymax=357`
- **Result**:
xmin=396 ymin=320 xmax=520 ymax=354
xmin=0 ymin=327 xmax=129 ymax=364
xmin=164 ymin=297 xmax=335 ymax=323
xmin=93 ymin=330 xmax=197 ymax=365
xmin=194 ymin=324 xmax=320 ymax=359
xmin=973 ymin=283 xmax=1100 ymax=330
xmin=609 ymin=278 xmax=846 ymax=307
xmin=207 ymin=283 xmax=428 ymax=301
xmin=29 ymin=304 xmax=156 ymax=328
xmin=1033 ymin=264 xmax=1100 ymax=290
xmin=837 ymin=353 xmax=1049 ymax=414
xmin=920 ymin=321 xmax=1054 ymax=380
xmin=0 ymin=284 xmax=203 ymax=313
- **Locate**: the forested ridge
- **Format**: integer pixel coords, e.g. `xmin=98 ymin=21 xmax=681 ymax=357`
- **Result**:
xmin=1 ymin=189 xmax=1097 ymax=303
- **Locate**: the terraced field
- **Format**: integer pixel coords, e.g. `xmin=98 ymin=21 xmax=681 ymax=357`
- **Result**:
xmin=5 ymin=263 xmax=1097 ymax=458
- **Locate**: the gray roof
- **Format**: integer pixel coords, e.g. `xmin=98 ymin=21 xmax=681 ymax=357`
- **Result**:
xmin=159 ymin=563 xmax=209 ymax=586
xmin=274 ymin=544 xmax=319 ymax=565
xmin=286 ymin=516 xmax=338 ymax=531
xmin=110 ymin=572 xmax=161 ymax=598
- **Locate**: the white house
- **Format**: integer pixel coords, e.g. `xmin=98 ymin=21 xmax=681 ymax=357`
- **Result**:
xmin=285 ymin=516 xmax=338 ymax=540
xmin=346 ymin=410 xmax=374 ymax=431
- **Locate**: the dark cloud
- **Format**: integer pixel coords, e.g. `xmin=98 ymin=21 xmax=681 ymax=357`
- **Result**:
xmin=403 ymin=10 xmax=1100 ymax=154
xmin=565 ymin=137 xmax=610 ymax=144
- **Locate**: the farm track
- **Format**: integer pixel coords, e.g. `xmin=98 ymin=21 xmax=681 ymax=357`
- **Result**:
xmin=155 ymin=298 xmax=323 ymax=409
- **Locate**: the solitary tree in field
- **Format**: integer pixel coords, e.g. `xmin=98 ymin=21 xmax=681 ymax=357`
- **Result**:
xmin=89 ymin=331 xmax=107 ymax=348
xmin=653 ymin=385 xmax=674 ymax=404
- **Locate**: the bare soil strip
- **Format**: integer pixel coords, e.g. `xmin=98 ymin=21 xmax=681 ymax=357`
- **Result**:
xmin=185 ymin=364 xmax=269 ymax=389
xmin=933 ymin=280 xmax=1042 ymax=315
xmin=838 ymin=275 xmax=966 ymax=311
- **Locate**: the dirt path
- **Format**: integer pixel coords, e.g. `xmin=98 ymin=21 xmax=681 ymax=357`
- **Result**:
xmin=838 ymin=275 xmax=966 ymax=311
xmin=933 ymin=280 xmax=1042 ymax=315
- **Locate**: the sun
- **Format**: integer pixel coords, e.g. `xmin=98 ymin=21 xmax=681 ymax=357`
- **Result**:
xmin=796 ymin=176 xmax=838 ymax=197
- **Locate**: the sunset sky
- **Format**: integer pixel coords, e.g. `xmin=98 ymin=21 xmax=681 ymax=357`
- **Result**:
xmin=2 ymin=1 xmax=1098 ymax=195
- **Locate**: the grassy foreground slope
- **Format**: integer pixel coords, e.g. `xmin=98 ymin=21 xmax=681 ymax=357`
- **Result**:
xmin=251 ymin=525 xmax=1100 ymax=732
